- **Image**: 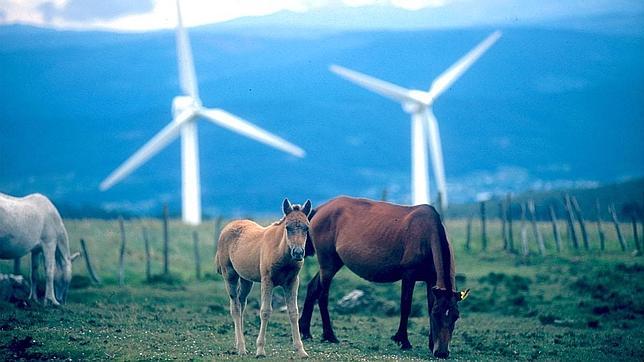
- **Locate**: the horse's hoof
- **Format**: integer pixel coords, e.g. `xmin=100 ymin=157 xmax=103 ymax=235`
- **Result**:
xmin=391 ymin=334 xmax=412 ymax=350
xmin=321 ymin=334 xmax=339 ymax=343
xmin=298 ymin=350 xmax=309 ymax=358
xmin=44 ymin=298 xmax=60 ymax=307
xmin=255 ymin=349 xmax=266 ymax=358
xmin=301 ymin=332 xmax=313 ymax=340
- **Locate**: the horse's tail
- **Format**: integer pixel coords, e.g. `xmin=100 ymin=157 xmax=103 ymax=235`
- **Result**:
xmin=436 ymin=214 xmax=456 ymax=292
xmin=304 ymin=208 xmax=318 ymax=257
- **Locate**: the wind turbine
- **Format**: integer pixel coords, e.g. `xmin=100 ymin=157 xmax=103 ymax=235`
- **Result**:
xmin=330 ymin=31 xmax=501 ymax=209
xmin=100 ymin=0 xmax=305 ymax=225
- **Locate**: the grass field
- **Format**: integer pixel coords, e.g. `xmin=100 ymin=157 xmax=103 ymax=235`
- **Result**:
xmin=1 ymin=217 xmax=643 ymax=360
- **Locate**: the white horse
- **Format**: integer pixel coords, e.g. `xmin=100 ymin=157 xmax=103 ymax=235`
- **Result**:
xmin=0 ymin=192 xmax=77 ymax=306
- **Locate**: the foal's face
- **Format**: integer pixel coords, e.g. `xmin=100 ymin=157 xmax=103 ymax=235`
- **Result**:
xmin=282 ymin=198 xmax=312 ymax=261
xmin=430 ymin=288 xmax=469 ymax=358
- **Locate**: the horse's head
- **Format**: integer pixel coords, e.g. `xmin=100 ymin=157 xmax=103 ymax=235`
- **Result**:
xmin=282 ymin=198 xmax=312 ymax=261
xmin=54 ymin=251 xmax=80 ymax=303
xmin=429 ymin=287 xmax=470 ymax=358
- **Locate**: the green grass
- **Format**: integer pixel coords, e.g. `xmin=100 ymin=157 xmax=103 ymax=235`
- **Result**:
xmin=1 ymin=218 xmax=643 ymax=360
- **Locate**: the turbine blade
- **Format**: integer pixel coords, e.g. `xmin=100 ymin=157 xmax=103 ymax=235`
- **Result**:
xmin=428 ymin=30 xmax=501 ymax=101
xmin=175 ymin=0 xmax=199 ymax=99
xmin=330 ymin=64 xmax=416 ymax=104
xmin=100 ymin=110 xmax=195 ymax=191
xmin=198 ymin=108 xmax=305 ymax=158
xmin=424 ymin=109 xmax=448 ymax=208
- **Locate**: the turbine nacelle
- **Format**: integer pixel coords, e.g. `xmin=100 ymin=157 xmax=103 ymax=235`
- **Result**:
xmin=172 ymin=95 xmax=201 ymax=118
xmin=402 ymin=90 xmax=431 ymax=114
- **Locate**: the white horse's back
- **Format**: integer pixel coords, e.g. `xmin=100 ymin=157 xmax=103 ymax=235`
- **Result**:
xmin=0 ymin=193 xmax=62 ymax=259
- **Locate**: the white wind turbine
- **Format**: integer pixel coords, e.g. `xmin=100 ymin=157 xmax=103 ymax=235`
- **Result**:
xmin=100 ymin=0 xmax=305 ymax=225
xmin=330 ymin=31 xmax=501 ymax=209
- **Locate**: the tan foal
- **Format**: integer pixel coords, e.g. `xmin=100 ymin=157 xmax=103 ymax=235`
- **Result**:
xmin=216 ymin=198 xmax=311 ymax=358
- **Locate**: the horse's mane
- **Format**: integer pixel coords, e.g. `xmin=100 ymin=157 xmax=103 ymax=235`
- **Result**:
xmin=271 ymin=205 xmax=303 ymax=226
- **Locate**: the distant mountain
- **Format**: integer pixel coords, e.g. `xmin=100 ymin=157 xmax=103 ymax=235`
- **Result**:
xmin=0 ymin=21 xmax=642 ymax=216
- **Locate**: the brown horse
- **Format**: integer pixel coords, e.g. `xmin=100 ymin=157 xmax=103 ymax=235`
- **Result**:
xmin=216 ymin=198 xmax=312 ymax=358
xmin=298 ymin=196 xmax=469 ymax=358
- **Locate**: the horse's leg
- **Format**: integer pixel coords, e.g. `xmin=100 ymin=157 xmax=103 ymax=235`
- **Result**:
xmin=223 ymin=270 xmax=247 ymax=355
xmin=285 ymin=276 xmax=308 ymax=358
xmin=256 ymin=279 xmax=274 ymax=357
xmin=426 ymin=282 xmax=436 ymax=351
xmin=42 ymin=241 xmax=59 ymax=306
xmin=391 ymin=277 xmax=415 ymax=350
xmin=29 ymin=249 xmax=41 ymax=303
xmin=299 ymin=271 xmax=320 ymax=340
xmin=318 ymin=254 xmax=343 ymax=343
xmin=238 ymin=278 xmax=253 ymax=346
xmin=238 ymin=278 xmax=253 ymax=315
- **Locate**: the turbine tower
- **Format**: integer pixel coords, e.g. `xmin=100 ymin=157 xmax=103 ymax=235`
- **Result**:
xmin=330 ymin=31 xmax=501 ymax=209
xmin=100 ymin=0 xmax=305 ymax=225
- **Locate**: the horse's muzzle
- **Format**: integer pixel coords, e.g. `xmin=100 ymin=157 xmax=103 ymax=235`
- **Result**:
xmin=291 ymin=246 xmax=305 ymax=261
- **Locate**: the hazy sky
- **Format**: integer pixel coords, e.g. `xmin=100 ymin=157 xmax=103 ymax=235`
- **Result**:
xmin=0 ymin=0 xmax=642 ymax=31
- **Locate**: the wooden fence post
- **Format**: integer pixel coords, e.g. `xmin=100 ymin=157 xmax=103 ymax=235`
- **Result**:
xmin=80 ymin=238 xmax=101 ymax=284
xmin=528 ymin=200 xmax=545 ymax=255
xmin=595 ymin=199 xmax=606 ymax=252
xmin=609 ymin=204 xmax=626 ymax=251
xmin=163 ymin=203 xmax=169 ymax=275
xmin=629 ymin=210 xmax=641 ymax=255
xmin=118 ymin=217 xmax=126 ymax=286
xmin=549 ymin=205 xmax=562 ymax=253
xmin=507 ymin=193 xmax=514 ymax=252
xmin=571 ymin=196 xmax=589 ymax=250
xmin=193 ymin=231 xmax=201 ymax=280
xmin=214 ymin=215 xmax=224 ymax=255
xmin=465 ymin=215 xmax=472 ymax=251
xmin=499 ymin=201 xmax=508 ymax=250
xmin=563 ymin=194 xmax=579 ymax=250
xmin=480 ymin=201 xmax=487 ymax=251
xmin=520 ymin=202 xmax=529 ymax=257
xmin=13 ymin=258 xmax=21 ymax=275
xmin=143 ymin=227 xmax=151 ymax=282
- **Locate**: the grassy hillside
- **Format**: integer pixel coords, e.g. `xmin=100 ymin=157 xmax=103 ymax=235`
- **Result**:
xmin=1 ymin=218 xmax=643 ymax=360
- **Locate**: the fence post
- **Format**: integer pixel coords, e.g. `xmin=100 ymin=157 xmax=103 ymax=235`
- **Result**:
xmin=507 ymin=193 xmax=514 ymax=252
xmin=528 ymin=200 xmax=545 ymax=255
xmin=595 ymin=199 xmax=606 ymax=252
xmin=609 ymin=204 xmax=626 ymax=251
xmin=563 ymin=194 xmax=579 ymax=250
xmin=499 ymin=201 xmax=508 ymax=250
xmin=143 ymin=227 xmax=151 ymax=282
xmin=13 ymin=258 xmax=21 ymax=275
xmin=163 ymin=203 xmax=169 ymax=275
xmin=549 ymin=205 xmax=562 ymax=253
xmin=571 ymin=196 xmax=589 ymax=250
xmin=118 ymin=217 xmax=126 ymax=286
xmin=520 ymin=202 xmax=529 ymax=257
xmin=80 ymin=238 xmax=101 ymax=284
xmin=193 ymin=231 xmax=201 ymax=280
xmin=480 ymin=201 xmax=487 ymax=251
xmin=629 ymin=210 xmax=641 ymax=255
xmin=214 ymin=215 xmax=224 ymax=255
xmin=465 ymin=214 xmax=472 ymax=252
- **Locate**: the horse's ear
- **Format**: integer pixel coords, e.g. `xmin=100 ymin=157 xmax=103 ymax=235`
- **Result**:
xmin=283 ymin=198 xmax=293 ymax=215
xmin=456 ymin=289 xmax=470 ymax=302
xmin=302 ymin=200 xmax=312 ymax=216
